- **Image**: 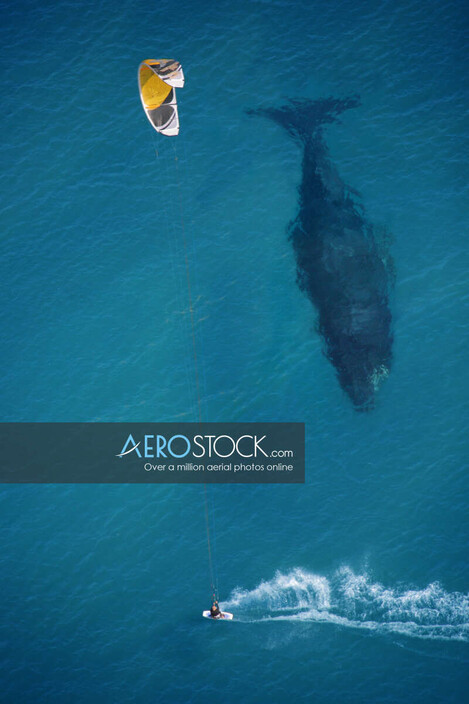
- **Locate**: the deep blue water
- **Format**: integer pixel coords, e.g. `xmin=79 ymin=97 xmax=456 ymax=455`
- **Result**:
xmin=1 ymin=0 xmax=468 ymax=702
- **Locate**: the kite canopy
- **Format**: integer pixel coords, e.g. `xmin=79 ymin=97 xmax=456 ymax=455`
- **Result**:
xmin=138 ymin=59 xmax=184 ymax=136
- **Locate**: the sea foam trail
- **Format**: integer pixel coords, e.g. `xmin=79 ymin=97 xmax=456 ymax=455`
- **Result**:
xmin=222 ymin=568 xmax=469 ymax=642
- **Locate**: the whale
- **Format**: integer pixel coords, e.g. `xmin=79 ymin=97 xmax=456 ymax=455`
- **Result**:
xmin=249 ymin=97 xmax=394 ymax=410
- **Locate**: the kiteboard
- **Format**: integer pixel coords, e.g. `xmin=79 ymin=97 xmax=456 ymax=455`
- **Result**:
xmin=202 ymin=610 xmax=233 ymax=620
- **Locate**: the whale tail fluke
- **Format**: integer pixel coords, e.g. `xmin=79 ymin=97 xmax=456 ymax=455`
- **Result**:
xmin=247 ymin=95 xmax=361 ymax=145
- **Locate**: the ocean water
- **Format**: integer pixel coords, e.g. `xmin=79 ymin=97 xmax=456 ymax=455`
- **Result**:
xmin=0 ymin=0 xmax=468 ymax=702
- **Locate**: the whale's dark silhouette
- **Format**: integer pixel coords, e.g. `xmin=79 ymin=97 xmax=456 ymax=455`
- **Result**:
xmin=249 ymin=98 xmax=394 ymax=410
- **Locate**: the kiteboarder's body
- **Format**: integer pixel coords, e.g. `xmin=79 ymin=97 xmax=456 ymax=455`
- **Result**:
xmin=210 ymin=601 xmax=222 ymax=619
xmin=202 ymin=601 xmax=233 ymax=621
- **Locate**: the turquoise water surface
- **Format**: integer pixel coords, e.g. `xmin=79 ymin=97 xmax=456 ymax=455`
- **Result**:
xmin=1 ymin=1 xmax=468 ymax=702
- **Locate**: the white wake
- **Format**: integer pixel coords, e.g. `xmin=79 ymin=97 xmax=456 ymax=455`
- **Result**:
xmin=222 ymin=567 xmax=469 ymax=641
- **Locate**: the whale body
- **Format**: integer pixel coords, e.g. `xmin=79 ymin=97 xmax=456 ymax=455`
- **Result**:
xmin=250 ymin=98 xmax=394 ymax=410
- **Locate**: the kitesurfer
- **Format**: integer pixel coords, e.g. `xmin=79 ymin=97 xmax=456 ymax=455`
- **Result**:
xmin=210 ymin=601 xmax=221 ymax=619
